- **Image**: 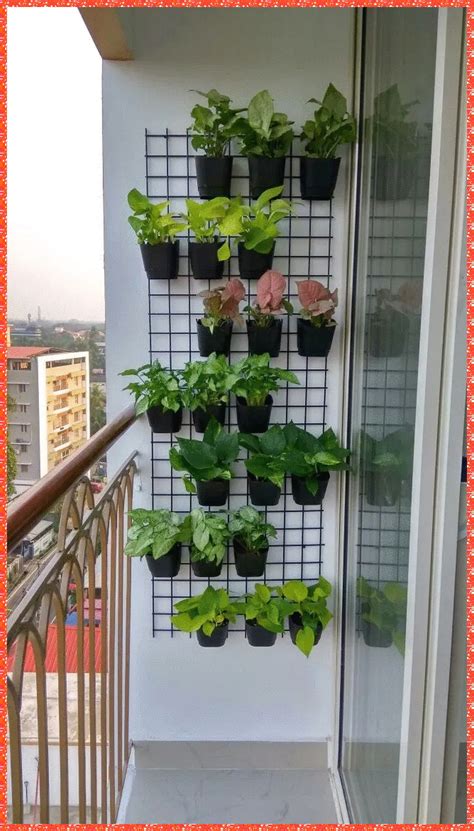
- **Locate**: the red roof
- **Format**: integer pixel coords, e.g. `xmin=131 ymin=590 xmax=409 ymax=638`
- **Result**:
xmin=7 ymin=346 xmax=57 ymax=359
xmin=8 ymin=623 xmax=103 ymax=673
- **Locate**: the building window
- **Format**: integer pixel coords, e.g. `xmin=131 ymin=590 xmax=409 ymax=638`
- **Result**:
xmin=18 ymin=404 xmax=27 ymax=413
xmin=21 ymin=445 xmax=27 ymax=453
xmin=20 ymin=425 xmax=28 ymax=433
xmin=20 ymin=464 xmax=28 ymax=472
xmin=18 ymin=384 xmax=26 ymax=393
xmin=11 ymin=360 xmax=31 ymax=371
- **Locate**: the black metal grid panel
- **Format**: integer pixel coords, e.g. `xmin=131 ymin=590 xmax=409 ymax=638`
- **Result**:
xmin=357 ymin=135 xmax=430 ymax=592
xmin=144 ymin=130 xmax=335 ymax=636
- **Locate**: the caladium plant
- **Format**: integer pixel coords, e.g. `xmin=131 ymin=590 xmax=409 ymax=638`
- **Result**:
xmin=199 ymin=278 xmax=246 ymax=333
xmin=244 ymin=270 xmax=293 ymax=327
xmin=189 ymin=89 xmax=245 ymax=157
xmin=238 ymin=90 xmax=294 ymax=158
xmin=169 ymin=418 xmax=240 ymax=493
xmin=297 ymin=279 xmax=338 ymax=328
xmin=229 ymin=353 xmax=299 ymax=407
xmin=300 ymin=84 xmax=356 ymax=159
xmin=127 ymin=189 xmax=187 ymax=244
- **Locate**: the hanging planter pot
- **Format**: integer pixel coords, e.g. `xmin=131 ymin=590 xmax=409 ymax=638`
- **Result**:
xmin=195 ymin=156 xmax=233 ymax=199
xmin=246 ymin=620 xmax=277 ymax=647
xmin=365 ymin=470 xmax=401 ymax=507
xmin=289 ymin=613 xmax=322 ymax=647
xmin=197 ymin=319 xmax=233 ymax=357
xmin=196 ymin=622 xmax=228 ymax=647
xmin=238 ymin=242 xmax=275 ymax=281
xmin=145 ymin=544 xmax=182 ymax=578
xmin=192 ymin=403 xmax=226 ymax=434
xmin=367 ymin=310 xmax=409 ymax=358
xmin=236 ymin=395 xmax=273 ymax=434
xmin=247 ymin=318 xmax=282 ymax=357
xmin=248 ymin=473 xmax=281 ymax=507
xmin=189 ymin=241 xmax=225 ymax=280
xmin=233 ymin=538 xmax=268 ymax=578
xmin=191 ymin=557 xmax=223 ymax=578
xmin=374 ymin=156 xmax=415 ymax=201
xmin=297 ymin=319 xmax=335 ymax=358
xmin=146 ymin=404 xmax=183 ymax=434
xmin=361 ymin=604 xmax=393 ymax=647
xmin=300 ymin=157 xmax=341 ymax=200
xmin=140 ymin=241 xmax=179 ymax=280
xmin=248 ymin=156 xmax=286 ymax=199
xmin=291 ymin=472 xmax=330 ymax=506
xmin=196 ymin=478 xmax=229 ymax=506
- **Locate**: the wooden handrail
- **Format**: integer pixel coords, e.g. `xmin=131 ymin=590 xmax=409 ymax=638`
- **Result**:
xmin=7 ymin=404 xmax=137 ymax=552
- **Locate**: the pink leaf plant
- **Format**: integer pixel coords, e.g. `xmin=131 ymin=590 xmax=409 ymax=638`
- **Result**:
xmin=374 ymin=280 xmax=421 ymax=316
xmin=297 ymin=279 xmax=338 ymax=327
xmin=199 ymin=278 xmax=246 ymax=332
xmin=245 ymin=270 xmax=293 ymax=327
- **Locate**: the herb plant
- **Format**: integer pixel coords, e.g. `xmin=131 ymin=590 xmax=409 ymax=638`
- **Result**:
xmin=120 ymin=361 xmax=182 ymax=415
xmin=218 ymin=187 xmax=293 ymax=260
xmin=357 ymin=576 xmax=407 ymax=655
xmin=169 ymin=418 xmax=240 ymax=493
xmin=229 ymin=353 xmax=299 ymax=407
xmin=245 ymin=270 xmax=293 ymax=327
xmin=181 ymin=353 xmax=233 ymax=412
xmin=125 ymin=509 xmax=188 ymax=560
xmin=229 ymin=506 xmax=276 ymax=552
xmin=127 ymin=189 xmax=187 ymax=244
xmin=180 ymin=509 xmax=231 ymax=568
xmin=172 ymin=586 xmax=239 ymax=636
xmin=284 ymin=422 xmax=351 ymax=495
xmin=189 ymin=89 xmax=245 ymax=157
xmin=239 ymin=425 xmax=291 ymax=488
xmin=199 ymin=278 xmax=246 ymax=333
xmin=300 ymin=84 xmax=356 ymax=158
xmin=276 ymin=578 xmax=333 ymax=657
xmin=372 ymin=84 xmax=418 ymax=160
xmin=239 ymin=90 xmax=294 ymax=158
xmin=297 ymin=280 xmax=338 ymax=328
xmin=238 ymin=583 xmax=293 ymax=634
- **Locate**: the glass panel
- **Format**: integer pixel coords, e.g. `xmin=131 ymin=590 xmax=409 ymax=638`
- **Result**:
xmin=339 ymin=8 xmax=438 ymax=822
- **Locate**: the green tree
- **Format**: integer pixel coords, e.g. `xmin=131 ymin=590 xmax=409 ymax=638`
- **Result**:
xmin=90 ymin=384 xmax=106 ymax=435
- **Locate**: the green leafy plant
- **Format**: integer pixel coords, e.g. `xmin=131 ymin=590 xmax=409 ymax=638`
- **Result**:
xmin=218 ymin=187 xmax=294 ymax=261
xmin=180 ymin=509 xmax=231 ymax=568
xmin=239 ymin=424 xmax=291 ymax=488
xmin=198 ymin=278 xmax=246 ymax=333
xmin=245 ymin=270 xmax=293 ymax=327
xmin=127 ymin=189 xmax=187 ymax=244
xmin=357 ymin=576 xmax=407 ymax=655
xmin=297 ymin=279 xmax=338 ymax=328
xmin=229 ymin=506 xmax=276 ymax=552
xmin=189 ymin=89 xmax=245 ymax=157
xmin=181 ymin=353 xmax=234 ymax=412
xmin=360 ymin=427 xmax=413 ymax=479
xmin=372 ymin=84 xmax=418 ymax=160
xmin=124 ymin=508 xmax=189 ymax=560
xmin=183 ymin=197 xmax=230 ymax=242
xmin=120 ymin=362 xmax=182 ymax=415
xmin=229 ymin=353 xmax=299 ymax=407
xmin=238 ymin=90 xmax=294 ymax=158
xmin=300 ymin=84 xmax=356 ymax=158
xmin=284 ymin=422 xmax=351 ymax=495
xmin=276 ymin=578 xmax=333 ymax=657
xmin=169 ymin=418 xmax=240 ymax=493
xmin=172 ymin=585 xmax=239 ymax=636
xmin=238 ymin=583 xmax=293 ymax=634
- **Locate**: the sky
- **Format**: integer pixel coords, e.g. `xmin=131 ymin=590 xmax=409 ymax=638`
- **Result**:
xmin=7 ymin=8 xmax=104 ymax=322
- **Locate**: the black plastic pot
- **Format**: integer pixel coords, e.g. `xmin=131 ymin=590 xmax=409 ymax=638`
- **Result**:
xmin=248 ymin=155 xmax=286 ymax=199
xmin=233 ymin=538 xmax=268 ymax=578
xmin=191 ymin=557 xmax=223 ymax=578
xmin=197 ymin=319 xmax=233 ymax=357
xmin=192 ymin=403 xmax=226 ymax=433
xmin=374 ymin=156 xmax=415 ymax=201
xmin=238 ymin=242 xmax=275 ymax=281
xmin=197 ymin=622 xmax=228 ymax=647
xmin=140 ymin=241 xmax=179 ymax=280
xmin=291 ymin=472 xmax=330 ymax=506
xmin=248 ymin=474 xmax=281 ymax=506
xmin=246 ymin=620 xmax=277 ymax=647
xmin=361 ymin=605 xmax=393 ymax=648
xmin=236 ymin=395 xmax=273 ymax=433
xmin=247 ymin=318 xmax=282 ymax=357
xmin=145 ymin=544 xmax=182 ymax=578
xmin=196 ymin=478 xmax=229 ymax=506
xmin=195 ymin=156 xmax=233 ymax=199
xmin=146 ymin=404 xmax=183 ymax=434
xmin=365 ymin=469 xmax=401 ymax=507
xmin=367 ymin=311 xmax=409 ymax=358
xmin=289 ymin=613 xmax=322 ymax=647
xmin=297 ymin=318 xmax=335 ymax=358
xmin=189 ymin=240 xmax=225 ymax=280
xmin=300 ymin=156 xmax=341 ymax=200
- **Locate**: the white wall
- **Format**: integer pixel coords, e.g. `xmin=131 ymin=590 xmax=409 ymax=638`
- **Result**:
xmin=103 ymin=8 xmax=355 ymax=743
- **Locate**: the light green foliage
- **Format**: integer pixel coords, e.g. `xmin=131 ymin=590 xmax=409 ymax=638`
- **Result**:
xmin=229 ymin=353 xmax=299 ymax=407
xmin=127 ymin=189 xmax=187 ymax=244
xmin=276 ymin=577 xmax=333 ymax=657
xmin=169 ymin=418 xmax=239 ymax=492
xmin=189 ymin=89 xmax=245 ymax=157
xmin=120 ymin=361 xmax=182 ymax=415
xmin=180 ymin=509 xmax=231 ymax=567
xmin=372 ymin=84 xmax=418 ymax=160
xmin=181 ymin=353 xmax=234 ymax=411
xmin=283 ymin=422 xmax=351 ymax=495
xmin=125 ymin=508 xmax=189 ymax=560
xmin=238 ymin=583 xmax=293 ymax=634
xmin=301 ymin=83 xmax=357 ymax=159
xmin=218 ymin=186 xmax=294 ymax=260
xmin=238 ymin=90 xmax=294 ymax=158
xmin=229 ymin=506 xmax=276 ymax=553
xmin=357 ymin=576 xmax=407 ymax=655
xmin=172 ymin=585 xmax=239 ymax=636
xmin=184 ymin=197 xmax=230 ymax=243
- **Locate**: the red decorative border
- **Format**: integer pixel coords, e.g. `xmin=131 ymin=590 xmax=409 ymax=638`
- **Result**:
xmin=1 ymin=2 xmax=470 ymax=830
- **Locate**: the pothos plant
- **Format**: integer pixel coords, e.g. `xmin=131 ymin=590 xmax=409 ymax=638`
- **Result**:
xmin=172 ymin=586 xmax=239 ymax=636
xmin=184 ymin=197 xmax=230 ymax=242
xmin=120 ymin=361 xmax=182 ymax=415
xmin=229 ymin=353 xmax=299 ymax=407
xmin=189 ymin=89 xmax=245 ymax=157
xmin=357 ymin=576 xmax=407 ymax=655
xmin=300 ymin=84 xmax=357 ymax=158
xmin=372 ymin=84 xmax=418 ymax=160
xmin=218 ymin=187 xmax=294 ymax=261
xmin=198 ymin=278 xmax=246 ymax=333
xmin=284 ymin=422 xmax=351 ymax=496
xmin=237 ymin=583 xmax=293 ymax=635
xmin=125 ymin=509 xmax=189 ymax=561
xmin=238 ymin=90 xmax=294 ymax=158
xmin=169 ymin=418 xmax=240 ymax=493
xmin=245 ymin=270 xmax=293 ymax=327
xmin=239 ymin=424 xmax=292 ymax=489
xmin=229 ymin=506 xmax=276 ymax=553
xmin=127 ymin=189 xmax=187 ymax=244
xmin=180 ymin=509 xmax=231 ymax=568
xmin=181 ymin=353 xmax=234 ymax=412
xmin=297 ymin=280 xmax=338 ymax=328
xmin=276 ymin=578 xmax=333 ymax=657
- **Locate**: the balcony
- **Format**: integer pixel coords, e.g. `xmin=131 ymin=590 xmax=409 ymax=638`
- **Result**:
xmin=52 ymin=439 xmax=72 ymax=452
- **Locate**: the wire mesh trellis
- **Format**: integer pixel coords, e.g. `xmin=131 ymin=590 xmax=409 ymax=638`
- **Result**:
xmin=144 ymin=130 xmax=335 ymax=636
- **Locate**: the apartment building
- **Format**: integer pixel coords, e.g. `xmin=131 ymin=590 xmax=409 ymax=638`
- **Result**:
xmin=7 ymin=347 xmax=90 ymax=487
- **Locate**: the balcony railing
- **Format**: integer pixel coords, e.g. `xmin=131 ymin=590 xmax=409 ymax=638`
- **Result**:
xmin=7 ymin=405 xmax=137 ymax=823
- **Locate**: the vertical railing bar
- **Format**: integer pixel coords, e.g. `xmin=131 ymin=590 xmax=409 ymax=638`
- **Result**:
xmin=30 ymin=629 xmax=50 ymax=823
xmin=74 ymin=565 xmax=87 ymax=822
xmin=108 ymin=504 xmax=117 ymax=820
xmin=86 ymin=537 xmax=98 ymax=823
xmin=100 ymin=517 xmax=109 ymax=823
xmin=7 ymin=680 xmax=23 ymax=823
xmin=54 ymin=595 xmax=70 ymax=823
xmin=116 ymin=491 xmax=124 ymax=793
xmin=124 ymin=473 xmax=133 ymax=762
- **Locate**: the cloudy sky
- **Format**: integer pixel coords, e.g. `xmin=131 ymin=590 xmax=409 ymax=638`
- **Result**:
xmin=7 ymin=8 xmax=104 ymax=322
